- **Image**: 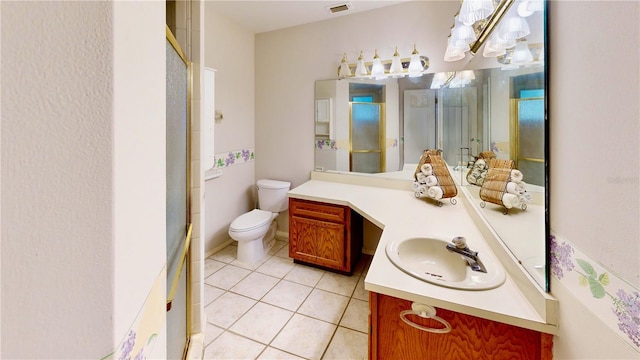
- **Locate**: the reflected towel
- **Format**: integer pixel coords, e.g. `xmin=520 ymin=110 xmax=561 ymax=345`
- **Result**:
xmin=505 ymin=182 xmax=523 ymax=195
xmin=510 ymin=169 xmax=523 ymax=182
xmin=502 ymin=193 xmax=520 ymax=209
xmin=427 ymin=186 xmax=443 ymax=199
xmin=425 ymin=175 xmax=438 ymax=187
xmin=412 ymin=181 xmax=422 ymax=192
xmin=421 ymin=163 xmax=433 ymax=175
xmin=419 ymin=186 xmax=429 ymax=196
xmin=416 ymin=172 xmax=427 ymax=184
xmin=475 ymin=159 xmax=487 ymax=170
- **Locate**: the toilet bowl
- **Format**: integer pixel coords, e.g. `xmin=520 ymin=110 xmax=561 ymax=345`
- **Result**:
xmin=228 ymin=179 xmax=291 ymax=265
xmin=229 ymin=209 xmax=276 ymax=264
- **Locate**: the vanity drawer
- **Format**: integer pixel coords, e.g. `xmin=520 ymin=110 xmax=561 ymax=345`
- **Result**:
xmin=289 ymin=198 xmax=346 ymax=223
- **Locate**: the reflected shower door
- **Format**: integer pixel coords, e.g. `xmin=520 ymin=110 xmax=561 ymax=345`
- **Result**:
xmin=350 ymin=102 xmax=384 ymax=173
xmin=512 ymin=98 xmax=545 ymax=186
xmin=404 ymin=89 xmax=436 ymax=164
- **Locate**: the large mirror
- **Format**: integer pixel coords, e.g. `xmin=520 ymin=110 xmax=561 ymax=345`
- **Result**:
xmin=314 ymin=2 xmax=548 ymax=290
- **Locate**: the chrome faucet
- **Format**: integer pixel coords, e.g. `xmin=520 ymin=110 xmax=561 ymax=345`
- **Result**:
xmin=446 ymin=237 xmax=487 ymax=273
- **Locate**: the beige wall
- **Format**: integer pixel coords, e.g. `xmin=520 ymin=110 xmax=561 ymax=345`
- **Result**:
xmin=1 ymin=1 xmax=167 ymax=358
xmin=204 ymin=4 xmax=257 ymax=253
xmin=253 ymin=1 xmax=639 ymax=359
xmin=549 ymin=2 xmax=638 ymax=358
xmin=255 ymin=1 xmax=462 ymax=189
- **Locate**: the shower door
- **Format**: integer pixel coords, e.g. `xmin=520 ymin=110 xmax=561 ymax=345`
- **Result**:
xmin=511 ymin=97 xmax=545 ymax=186
xmin=166 ymin=29 xmax=191 ymax=359
xmin=403 ymin=89 xmax=437 ymax=165
xmin=350 ymin=102 xmax=384 ymax=173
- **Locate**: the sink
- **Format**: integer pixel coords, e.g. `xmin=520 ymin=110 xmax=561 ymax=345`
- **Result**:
xmin=385 ymin=236 xmax=505 ymax=290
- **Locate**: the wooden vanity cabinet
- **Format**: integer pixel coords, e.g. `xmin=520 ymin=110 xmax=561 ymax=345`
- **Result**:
xmin=288 ymin=198 xmax=362 ymax=274
xmin=369 ymin=292 xmax=553 ymax=360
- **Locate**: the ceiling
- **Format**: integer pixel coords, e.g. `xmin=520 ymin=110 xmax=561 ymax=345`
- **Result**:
xmin=207 ymin=0 xmax=415 ymax=34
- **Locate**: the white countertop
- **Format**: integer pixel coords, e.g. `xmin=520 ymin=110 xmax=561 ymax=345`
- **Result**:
xmin=288 ymin=179 xmax=557 ymax=334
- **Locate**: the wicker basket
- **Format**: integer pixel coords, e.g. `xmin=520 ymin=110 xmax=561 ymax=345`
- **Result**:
xmin=477 ymin=150 xmax=497 ymax=160
xmin=414 ymin=152 xmax=457 ymax=200
xmin=414 ymin=149 xmax=442 ymax=181
xmin=479 ymin=160 xmax=514 ymax=206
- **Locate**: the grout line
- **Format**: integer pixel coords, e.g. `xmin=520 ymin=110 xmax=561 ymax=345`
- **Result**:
xmin=203 ymin=244 xmax=372 ymax=359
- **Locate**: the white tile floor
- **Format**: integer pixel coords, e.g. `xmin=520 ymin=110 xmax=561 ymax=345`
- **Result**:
xmin=204 ymin=239 xmax=372 ymax=360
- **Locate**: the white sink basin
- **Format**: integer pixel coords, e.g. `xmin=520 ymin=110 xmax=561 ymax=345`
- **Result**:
xmin=385 ymin=236 xmax=505 ymax=290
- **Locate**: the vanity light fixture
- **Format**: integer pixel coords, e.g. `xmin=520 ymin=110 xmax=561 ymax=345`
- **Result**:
xmin=444 ymin=0 xmax=516 ymax=61
xmin=389 ymin=46 xmax=405 ymax=78
xmin=354 ymin=51 xmax=368 ymax=78
xmin=338 ymin=53 xmax=352 ymax=78
xmin=408 ymin=44 xmax=425 ymax=77
xmin=337 ymin=47 xmax=429 ymax=79
xmin=371 ymin=49 xmax=387 ymax=79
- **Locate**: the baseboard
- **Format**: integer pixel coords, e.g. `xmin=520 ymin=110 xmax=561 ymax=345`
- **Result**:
xmin=276 ymin=230 xmax=289 ymax=241
xmin=205 ymin=239 xmax=234 ymax=258
xmin=185 ymin=332 xmax=204 ymax=360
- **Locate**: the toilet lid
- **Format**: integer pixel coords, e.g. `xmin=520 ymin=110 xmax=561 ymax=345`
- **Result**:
xmin=230 ymin=209 xmax=273 ymax=232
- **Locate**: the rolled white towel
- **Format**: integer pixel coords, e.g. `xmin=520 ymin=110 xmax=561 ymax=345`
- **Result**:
xmin=510 ymin=169 xmax=523 ymax=182
xmin=515 ymin=181 xmax=526 ymax=193
xmin=505 ymin=181 xmax=523 ymax=195
xmin=475 ymin=159 xmax=487 ymax=170
xmin=421 ymin=163 xmax=433 ymax=176
xmin=502 ymin=193 xmax=520 ymax=209
xmin=418 ymin=185 xmax=429 ymax=196
xmin=519 ymin=191 xmax=532 ymax=202
xmin=427 ymin=186 xmax=443 ymax=200
xmin=416 ymin=172 xmax=427 ymax=184
xmin=412 ymin=181 xmax=421 ymax=192
xmin=425 ymin=175 xmax=438 ymax=187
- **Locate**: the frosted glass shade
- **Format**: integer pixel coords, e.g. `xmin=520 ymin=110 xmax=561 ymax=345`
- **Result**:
xmin=339 ymin=53 xmax=352 ymax=78
xmin=354 ymin=51 xmax=368 ymax=78
xmin=511 ymin=40 xmax=533 ymax=64
xmin=498 ymin=13 xmax=530 ymax=40
xmin=371 ymin=50 xmax=386 ymax=79
xmin=458 ymin=0 xmax=495 ymax=26
xmin=408 ymin=53 xmax=424 ymax=77
xmin=389 ymin=47 xmax=404 ymax=78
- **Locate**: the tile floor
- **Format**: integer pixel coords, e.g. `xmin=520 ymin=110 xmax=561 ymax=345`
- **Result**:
xmin=203 ymin=239 xmax=372 ymax=360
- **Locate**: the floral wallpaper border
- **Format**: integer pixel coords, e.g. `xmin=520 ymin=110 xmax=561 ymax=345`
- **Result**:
xmin=101 ymin=268 xmax=165 ymax=360
xmin=551 ymin=231 xmax=640 ymax=350
xmin=213 ymin=148 xmax=255 ymax=168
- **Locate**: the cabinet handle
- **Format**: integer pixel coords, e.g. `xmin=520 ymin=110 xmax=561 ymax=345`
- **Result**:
xmin=399 ymin=303 xmax=452 ymax=334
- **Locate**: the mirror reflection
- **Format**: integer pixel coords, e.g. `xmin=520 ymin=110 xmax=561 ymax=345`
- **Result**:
xmin=314 ymin=7 xmax=547 ymax=290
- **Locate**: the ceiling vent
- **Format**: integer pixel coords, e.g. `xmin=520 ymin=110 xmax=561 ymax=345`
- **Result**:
xmin=328 ymin=2 xmax=352 ymax=14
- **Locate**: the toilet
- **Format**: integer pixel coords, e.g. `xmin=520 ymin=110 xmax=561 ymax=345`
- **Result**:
xmin=228 ymin=179 xmax=291 ymax=264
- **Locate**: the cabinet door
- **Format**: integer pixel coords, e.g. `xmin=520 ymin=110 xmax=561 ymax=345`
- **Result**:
xmin=313 ymin=220 xmax=346 ymax=270
xmin=289 ymin=216 xmax=319 ymax=264
xmin=370 ymin=292 xmax=552 ymax=360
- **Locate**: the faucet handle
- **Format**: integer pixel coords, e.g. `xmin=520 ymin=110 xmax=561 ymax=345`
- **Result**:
xmin=451 ymin=236 xmax=467 ymax=249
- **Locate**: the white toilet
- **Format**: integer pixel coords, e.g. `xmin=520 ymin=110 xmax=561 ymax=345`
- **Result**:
xmin=228 ymin=179 xmax=291 ymax=264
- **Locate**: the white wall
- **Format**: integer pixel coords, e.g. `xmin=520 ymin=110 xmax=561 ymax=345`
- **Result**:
xmin=204 ymin=4 xmax=256 ymax=253
xmin=1 ymin=1 xmax=167 ymax=358
xmin=254 ymin=1 xmax=640 ymax=359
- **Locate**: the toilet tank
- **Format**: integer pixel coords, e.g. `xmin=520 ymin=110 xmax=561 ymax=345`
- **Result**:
xmin=257 ymin=179 xmax=291 ymax=213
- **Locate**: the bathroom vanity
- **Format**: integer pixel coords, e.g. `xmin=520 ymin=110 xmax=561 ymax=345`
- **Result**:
xmin=288 ymin=198 xmax=363 ymax=273
xmin=287 ymin=172 xmax=557 ymax=359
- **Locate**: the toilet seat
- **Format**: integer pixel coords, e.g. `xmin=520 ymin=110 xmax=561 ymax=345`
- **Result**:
xmin=229 ymin=209 xmax=273 ymax=233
